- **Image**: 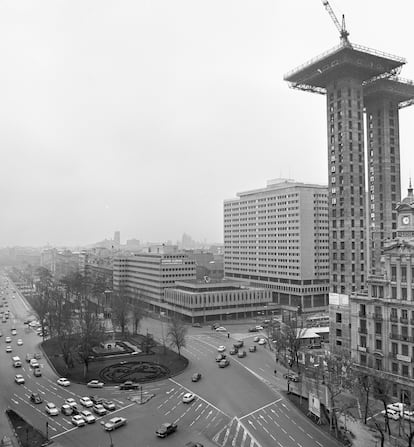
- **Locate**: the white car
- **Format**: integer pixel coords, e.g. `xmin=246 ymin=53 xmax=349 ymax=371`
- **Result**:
xmin=29 ymin=321 xmax=40 ymax=328
xmin=57 ymin=378 xmax=71 ymax=387
xmin=17 ymin=339 xmax=23 ymax=346
xmin=87 ymin=380 xmax=104 ymax=388
xmin=381 ymin=408 xmax=400 ymax=421
xmin=5 ymin=336 xmax=11 ymax=343
xmin=80 ymin=397 xmax=93 ymax=408
xmin=14 ymin=374 xmax=25 ymax=384
xmin=29 ymin=359 xmax=40 ymax=368
xmin=253 ymin=336 xmax=260 ymax=342
xmin=45 ymin=402 xmax=59 ymax=416
xmin=182 ymin=392 xmax=195 ymax=403
xmin=215 ymin=326 xmax=227 ymax=332
xmin=65 ymin=398 xmax=78 ymax=409
xmin=93 ymin=404 xmax=107 ymax=416
xmin=6 ymin=346 xmax=12 ymax=353
xmin=104 ymin=416 xmax=127 ymax=431
xmin=80 ymin=410 xmax=96 ymax=424
xmin=258 ymin=338 xmax=266 ymax=345
xmin=217 ymin=346 xmax=226 ymax=352
xmin=71 ymin=415 xmax=86 ymax=427
xmin=255 ymin=326 xmax=264 ymax=331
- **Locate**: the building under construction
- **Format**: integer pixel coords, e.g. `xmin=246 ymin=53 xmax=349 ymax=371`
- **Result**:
xmin=284 ymin=2 xmax=414 ymax=298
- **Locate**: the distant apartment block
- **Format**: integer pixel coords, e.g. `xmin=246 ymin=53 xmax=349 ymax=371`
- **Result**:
xmin=224 ymin=179 xmax=329 ymax=314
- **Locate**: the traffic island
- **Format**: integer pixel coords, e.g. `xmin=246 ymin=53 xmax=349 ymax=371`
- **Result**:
xmin=5 ymin=409 xmax=49 ymax=447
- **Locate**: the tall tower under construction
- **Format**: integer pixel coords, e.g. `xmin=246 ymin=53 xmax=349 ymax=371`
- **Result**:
xmin=284 ymin=4 xmax=414 ymax=296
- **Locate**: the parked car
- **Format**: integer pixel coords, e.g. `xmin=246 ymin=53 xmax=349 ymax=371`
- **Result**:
xmin=34 ymin=352 xmax=42 ymax=359
xmin=61 ymin=404 xmax=74 ymax=416
xmin=192 ymin=323 xmax=201 ymax=328
xmin=29 ymin=359 xmax=39 ymax=368
xmin=102 ymin=400 xmax=116 ymax=411
xmin=104 ymin=417 xmax=127 ymax=431
xmin=93 ymin=404 xmax=107 ymax=416
xmin=237 ymin=350 xmax=247 ymax=358
xmin=248 ymin=327 xmax=259 ymax=332
xmin=219 ymin=359 xmax=230 ymax=368
xmin=119 ymin=381 xmax=140 ymax=390
xmin=30 ymin=393 xmax=43 ymax=404
xmin=71 ymin=415 xmax=86 ymax=427
xmin=57 ymin=378 xmax=71 ymax=387
xmin=45 ymin=403 xmax=59 ymax=416
xmin=155 ymin=422 xmax=177 ymax=438
xmin=65 ymin=398 xmax=78 ymax=409
xmin=283 ymin=372 xmax=300 ymax=382
xmin=14 ymin=374 xmax=25 ymax=384
xmin=5 ymin=346 xmax=12 ymax=353
xmin=5 ymin=336 xmax=11 ymax=343
xmin=249 ymin=345 xmax=257 ymax=352
xmin=33 ymin=368 xmax=42 ymax=377
xmin=17 ymin=339 xmax=23 ymax=346
xmin=182 ymin=392 xmax=195 ymax=404
xmin=87 ymin=380 xmax=104 ymax=388
xmin=191 ymin=373 xmax=202 ymax=382
xmin=80 ymin=410 xmax=96 ymax=424
xmin=89 ymin=395 xmax=104 ymax=405
xmin=80 ymin=397 xmax=93 ymax=408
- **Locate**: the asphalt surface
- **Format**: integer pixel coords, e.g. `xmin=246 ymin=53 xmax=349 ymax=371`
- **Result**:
xmin=0 ymin=277 xmax=341 ymax=447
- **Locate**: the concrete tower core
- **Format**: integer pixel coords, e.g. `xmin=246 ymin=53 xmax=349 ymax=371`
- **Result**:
xmin=284 ymin=41 xmax=414 ymax=295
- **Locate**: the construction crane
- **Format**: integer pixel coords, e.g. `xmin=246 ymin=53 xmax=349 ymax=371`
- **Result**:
xmin=321 ymin=0 xmax=350 ymax=45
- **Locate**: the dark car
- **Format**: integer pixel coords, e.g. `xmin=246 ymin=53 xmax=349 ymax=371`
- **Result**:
xmin=211 ymin=323 xmax=219 ymax=330
xmin=229 ymin=348 xmax=238 ymax=355
xmin=156 ymin=422 xmax=177 ymax=438
xmin=33 ymin=368 xmax=42 ymax=377
xmin=191 ymin=373 xmax=202 ymax=382
xmin=89 ymin=395 xmax=104 ymax=405
xmin=233 ymin=340 xmax=244 ymax=349
xmin=119 ymin=381 xmax=140 ymax=390
xmin=248 ymin=345 xmax=257 ymax=352
xmin=102 ymin=400 xmax=116 ymax=411
xmin=237 ymin=350 xmax=247 ymax=358
xmin=248 ymin=327 xmax=259 ymax=332
xmin=283 ymin=372 xmax=300 ymax=382
xmin=30 ymin=392 xmax=43 ymax=404
xmin=185 ymin=443 xmax=204 ymax=447
xmin=218 ymin=358 xmax=230 ymax=368
xmin=215 ymin=354 xmax=226 ymax=362
xmin=192 ymin=323 xmax=202 ymax=328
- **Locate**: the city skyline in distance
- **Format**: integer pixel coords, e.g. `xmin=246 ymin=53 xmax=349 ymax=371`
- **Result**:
xmin=1 ymin=1 xmax=413 ymax=247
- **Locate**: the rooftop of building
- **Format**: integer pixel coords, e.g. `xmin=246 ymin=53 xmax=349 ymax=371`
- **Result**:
xmin=364 ymin=77 xmax=414 ymax=106
xmin=168 ymin=279 xmax=266 ymax=293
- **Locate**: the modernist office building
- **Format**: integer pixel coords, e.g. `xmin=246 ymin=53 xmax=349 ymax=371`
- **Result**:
xmin=113 ymin=248 xmax=196 ymax=313
xmin=349 ymin=186 xmax=414 ymax=403
xmin=224 ymin=179 xmax=330 ymax=314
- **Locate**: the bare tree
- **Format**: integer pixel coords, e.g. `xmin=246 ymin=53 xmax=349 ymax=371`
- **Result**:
xmin=372 ymin=373 xmax=393 ymax=436
xmin=353 ymin=371 xmax=373 ymax=424
xmin=167 ymin=317 xmax=188 ymax=357
xmin=130 ymin=295 xmax=144 ymax=335
xmin=111 ymin=290 xmax=130 ymax=337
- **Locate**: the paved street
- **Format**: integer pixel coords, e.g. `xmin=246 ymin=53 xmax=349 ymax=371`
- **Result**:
xmin=1 ymin=281 xmax=340 ymax=447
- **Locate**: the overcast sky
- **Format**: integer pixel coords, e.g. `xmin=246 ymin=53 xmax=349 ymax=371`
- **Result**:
xmin=1 ymin=1 xmax=414 ymax=247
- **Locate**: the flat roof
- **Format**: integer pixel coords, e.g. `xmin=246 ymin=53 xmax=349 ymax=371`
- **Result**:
xmin=284 ymin=42 xmax=405 ymax=89
xmin=364 ymin=77 xmax=414 ymax=104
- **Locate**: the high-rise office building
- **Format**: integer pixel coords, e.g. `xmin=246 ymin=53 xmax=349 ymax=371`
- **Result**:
xmin=284 ymin=27 xmax=414 ymax=294
xmin=224 ymin=179 xmax=329 ymax=314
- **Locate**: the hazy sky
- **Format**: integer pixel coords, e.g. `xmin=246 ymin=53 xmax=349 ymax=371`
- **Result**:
xmin=1 ymin=1 xmax=414 ymax=247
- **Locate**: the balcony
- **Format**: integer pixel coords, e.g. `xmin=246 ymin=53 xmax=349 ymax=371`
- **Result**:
xmin=372 ymin=314 xmax=383 ymax=321
xmin=390 ymin=315 xmax=398 ymax=322
xmin=358 ymin=327 xmax=367 ymax=334
xmin=400 ymin=317 xmax=409 ymax=324
xmin=389 ymin=333 xmax=414 ymax=342
xmin=358 ymin=311 xmax=367 ymax=318
xmin=389 ymin=333 xmax=399 ymax=340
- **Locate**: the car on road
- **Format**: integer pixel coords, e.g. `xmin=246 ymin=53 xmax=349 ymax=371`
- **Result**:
xmin=219 ymin=358 xmax=230 ymax=368
xmin=182 ymin=392 xmax=195 ymax=403
xmin=93 ymin=404 xmax=107 ymax=416
xmin=5 ymin=346 xmax=12 ymax=353
xmin=255 ymin=326 xmax=264 ymax=331
xmin=71 ymin=415 xmax=86 ymax=427
xmin=192 ymin=323 xmax=202 ymax=328
xmin=80 ymin=410 xmax=96 ymax=424
xmin=14 ymin=374 xmax=25 ymax=384
xmin=11 ymin=329 xmax=17 ymax=336
xmin=215 ymin=353 xmax=226 ymax=362
xmin=104 ymin=417 xmax=127 ymax=431
xmin=185 ymin=443 xmax=204 ymax=447
xmin=283 ymin=372 xmax=300 ymax=382
xmin=155 ymin=422 xmax=177 ymax=438
xmin=80 ymin=397 xmax=93 ymax=408
xmin=237 ymin=350 xmax=247 ymax=358
xmin=119 ymin=381 xmax=140 ymax=390
xmin=29 ymin=359 xmax=39 ymax=368
xmin=34 ymin=352 xmax=42 ymax=359
xmin=61 ymin=404 xmax=74 ymax=416
xmin=191 ymin=373 xmax=202 ymax=382
xmin=381 ymin=408 xmax=400 ymax=420
xmin=89 ymin=395 xmax=104 ymax=405
xmin=45 ymin=403 xmax=59 ymax=416
xmin=217 ymin=345 xmax=226 ymax=352
xmin=233 ymin=340 xmax=244 ymax=349
xmin=253 ymin=336 xmax=260 ymax=342
xmin=5 ymin=336 xmax=11 ymax=343
xmin=248 ymin=327 xmax=259 ymax=332
xmin=102 ymin=400 xmax=116 ymax=411
xmin=258 ymin=338 xmax=266 ymax=345
xmin=29 ymin=321 xmax=39 ymax=328
xmin=25 ymin=353 xmax=33 ymax=362
xmin=57 ymin=378 xmax=71 ymax=387
xmin=215 ymin=326 xmax=227 ymax=332
xmin=249 ymin=345 xmax=257 ymax=352
xmin=30 ymin=393 xmax=43 ymax=404
xmin=33 ymin=367 xmax=42 ymax=377
xmin=16 ymin=339 xmax=23 ymax=346
xmin=229 ymin=348 xmax=238 ymax=355
xmin=65 ymin=398 xmax=78 ymax=409
xmin=87 ymin=380 xmax=104 ymax=388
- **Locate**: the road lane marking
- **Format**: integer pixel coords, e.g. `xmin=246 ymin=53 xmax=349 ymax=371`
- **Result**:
xmin=239 ymin=398 xmax=282 ymax=420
